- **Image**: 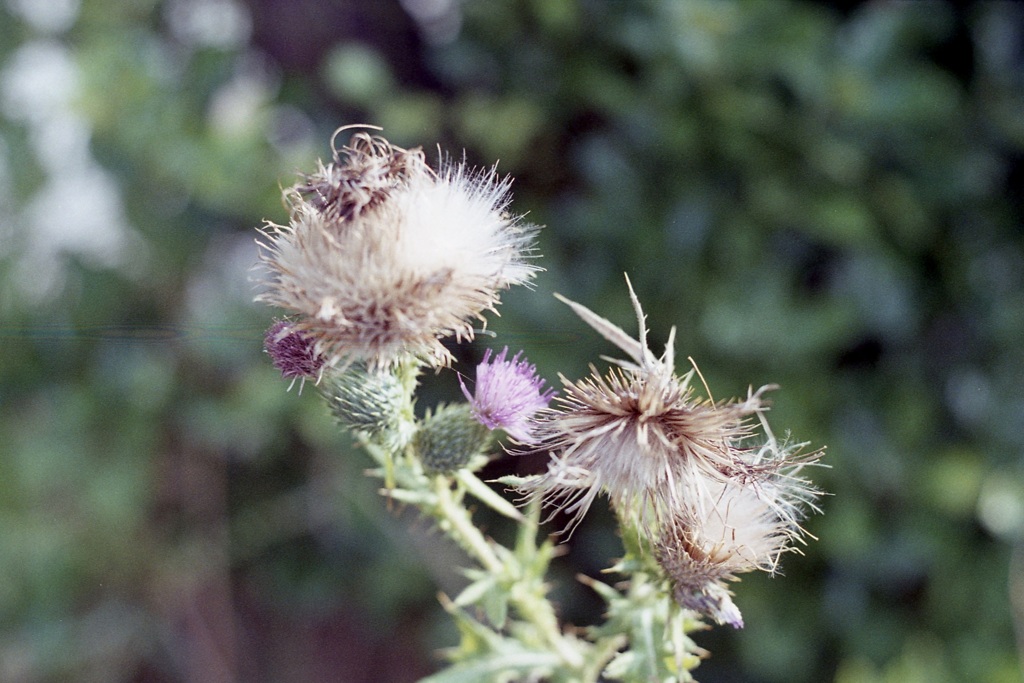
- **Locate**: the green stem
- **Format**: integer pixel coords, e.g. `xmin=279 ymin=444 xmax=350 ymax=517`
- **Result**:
xmin=507 ymin=504 xmax=587 ymax=671
xmin=514 ymin=584 xmax=586 ymax=671
xmin=431 ymin=473 xmax=504 ymax=574
xmin=357 ymin=419 xmax=587 ymax=675
xmin=435 ymin=470 xmax=584 ymax=670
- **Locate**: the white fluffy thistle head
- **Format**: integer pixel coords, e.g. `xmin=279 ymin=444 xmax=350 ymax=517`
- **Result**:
xmin=654 ymin=475 xmax=812 ymax=628
xmin=255 ymin=128 xmax=540 ymax=370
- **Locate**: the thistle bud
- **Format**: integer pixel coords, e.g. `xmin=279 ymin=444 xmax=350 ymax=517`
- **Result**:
xmin=264 ymin=321 xmax=325 ymax=391
xmin=324 ymin=363 xmax=413 ymax=448
xmin=413 ymin=403 xmax=492 ymax=474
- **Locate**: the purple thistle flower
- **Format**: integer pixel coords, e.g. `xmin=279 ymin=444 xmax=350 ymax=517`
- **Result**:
xmin=459 ymin=347 xmax=554 ymax=444
xmin=264 ymin=321 xmax=325 ymax=391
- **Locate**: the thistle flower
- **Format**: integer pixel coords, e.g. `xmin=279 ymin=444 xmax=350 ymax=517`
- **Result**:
xmin=519 ymin=275 xmax=820 ymax=536
xmin=264 ymin=320 xmax=325 ymax=391
xmin=459 ymin=347 xmax=555 ymax=444
xmin=255 ymin=129 xmax=541 ymax=370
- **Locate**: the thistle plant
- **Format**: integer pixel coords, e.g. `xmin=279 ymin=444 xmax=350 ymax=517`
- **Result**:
xmin=255 ymin=127 xmax=824 ymax=682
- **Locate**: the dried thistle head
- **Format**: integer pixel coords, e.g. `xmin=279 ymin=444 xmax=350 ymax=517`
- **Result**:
xmin=288 ymin=129 xmax=415 ymax=221
xmin=518 ymin=275 xmax=821 ymax=536
xmin=256 ymin=128 xmax=541 ymax=370
xmin=518 ymin=275 xmax=824 ymax=627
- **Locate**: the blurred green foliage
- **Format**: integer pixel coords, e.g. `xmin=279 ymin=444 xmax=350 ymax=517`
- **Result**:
xmin=1 ymin=0 xmax=1022 ymax=681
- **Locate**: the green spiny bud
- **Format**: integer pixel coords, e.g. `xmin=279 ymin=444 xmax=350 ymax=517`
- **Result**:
xmin=324 ymin=363 xmax=413 ymax=447
xmin=414 ymin=403 xmax=492 ymax=474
